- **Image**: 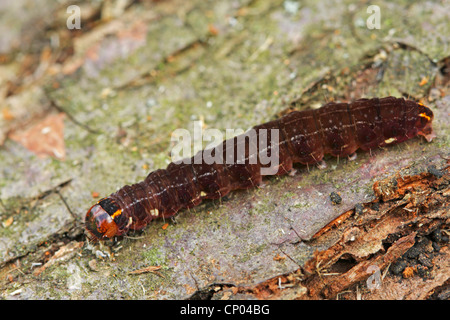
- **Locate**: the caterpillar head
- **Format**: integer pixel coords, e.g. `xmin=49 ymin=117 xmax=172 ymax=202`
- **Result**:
xmin=416 ymin=102 xmax=435 ymax=142
xmin=85 ymin=198 xmax=125 ymax=240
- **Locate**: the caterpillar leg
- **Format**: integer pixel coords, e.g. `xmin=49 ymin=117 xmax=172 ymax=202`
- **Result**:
xmin=348 ymin=152 xmax=357 ymax=161
xmin=317 ymin=160 xmax=327 ymax=170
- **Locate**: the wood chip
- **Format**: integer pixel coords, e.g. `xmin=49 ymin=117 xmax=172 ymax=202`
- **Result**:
xmin=128 ymin=265 xmax=163 ymax=277
xmin=8 ymin=113 xmax=66 ymax=160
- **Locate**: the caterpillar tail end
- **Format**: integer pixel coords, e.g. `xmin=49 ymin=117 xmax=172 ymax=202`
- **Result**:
xmin=417 ymin=103 xmax=435 ymax=143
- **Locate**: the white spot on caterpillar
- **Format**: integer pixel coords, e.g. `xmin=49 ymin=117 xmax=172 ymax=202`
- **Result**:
xmin=126 ymin=217 xmax=133 ymax=228
xmin=150 ymin=209 xmax=159 ymax=217
xmin=384 ymin=137 xmax=396 ymax=144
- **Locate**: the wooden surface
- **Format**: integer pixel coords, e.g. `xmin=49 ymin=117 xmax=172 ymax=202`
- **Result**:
xmin=0 ymin=0 xmax=449 ymax=299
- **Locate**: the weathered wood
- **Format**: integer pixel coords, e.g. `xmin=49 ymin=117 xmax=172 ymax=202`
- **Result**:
xmin=0 ymin=0 xmax=448 ymax=299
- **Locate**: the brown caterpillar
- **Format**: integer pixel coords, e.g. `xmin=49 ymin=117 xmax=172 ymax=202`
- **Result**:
xmin=84 ymin=96 xmax=435 ymax=240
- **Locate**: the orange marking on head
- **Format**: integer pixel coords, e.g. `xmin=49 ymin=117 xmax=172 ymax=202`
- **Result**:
xmin=111 ymin=209 xmax=122 ymax=219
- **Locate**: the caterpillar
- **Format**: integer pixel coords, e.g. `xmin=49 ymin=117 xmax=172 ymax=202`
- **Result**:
xmin=84 ymin=96 xmax=435 ymax=240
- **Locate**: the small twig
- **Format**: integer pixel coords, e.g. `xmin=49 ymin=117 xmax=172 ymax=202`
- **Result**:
xmin=321 ymin=272 xmax=341 ymax=276
xmin=48 ymin=98 xmax=102 ymax=134
xmin=35 ymin=179 xmax=72 ymax=201
xmin=56 ymin=190 xmax=78 ymax=221
xmin=128 ymin=265 xmax=163 ymax=277
xmin=381 ymin=263 xmax=390 ymax=281
xmin=29 ymin=179 xmax=72 ymax=216
xmin=277 ymin=247 xmax=305 ymax=278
